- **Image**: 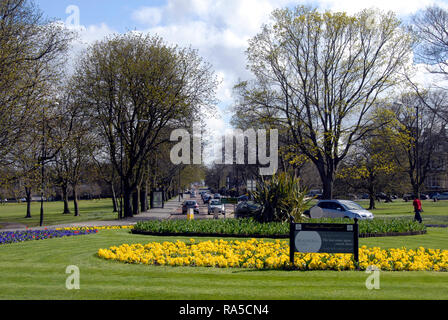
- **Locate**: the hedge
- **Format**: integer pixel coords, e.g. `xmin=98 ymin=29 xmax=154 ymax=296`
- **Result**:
xmin=132 ymin=218 xmax=427 ymax=239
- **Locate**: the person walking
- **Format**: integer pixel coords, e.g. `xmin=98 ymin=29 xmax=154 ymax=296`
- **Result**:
xmin=413 ymin=195 xmax=423 ymax=224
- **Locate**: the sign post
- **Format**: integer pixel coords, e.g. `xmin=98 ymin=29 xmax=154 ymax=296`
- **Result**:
xmin=151 ymin=190 xmax=164 ymax=209
xmin=290 ymin=218 xmax=359 ymax=269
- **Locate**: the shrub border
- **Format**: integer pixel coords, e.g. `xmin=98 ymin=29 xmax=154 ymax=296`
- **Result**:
xmin=131 ymin=229 xmax=427 ymax=239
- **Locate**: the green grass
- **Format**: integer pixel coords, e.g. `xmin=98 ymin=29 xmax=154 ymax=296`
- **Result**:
xmin=0 ymin=228 xmax=448 ymax=300
xmin=358 ymin=199 xmax=448 ymax=218
xmin=0 ymin=199 xmax=117 ymax=229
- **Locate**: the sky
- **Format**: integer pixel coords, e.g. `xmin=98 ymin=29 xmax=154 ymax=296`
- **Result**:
xmin=35 ymin=0 xmax=448 ymax=137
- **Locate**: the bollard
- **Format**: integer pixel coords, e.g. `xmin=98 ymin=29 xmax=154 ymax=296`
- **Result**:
xmin=187 ymin=208 xmax=195 ymax=221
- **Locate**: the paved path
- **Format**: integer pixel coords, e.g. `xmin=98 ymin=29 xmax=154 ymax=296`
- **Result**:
xmin=0 ymin=194 xmax=236 ymax=232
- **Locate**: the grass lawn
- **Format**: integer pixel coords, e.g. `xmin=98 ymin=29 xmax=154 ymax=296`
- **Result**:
xmin=1 ymin=228 xmax=448 ymax=300
xmin=0 ymin=199 xmax=117 ymax=229
xmin=362 ymin=199 xmax=448 ymax=225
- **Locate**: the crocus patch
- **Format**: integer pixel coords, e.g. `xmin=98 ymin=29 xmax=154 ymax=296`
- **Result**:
xmin=0 ymin=229 xmax=98 ymax=245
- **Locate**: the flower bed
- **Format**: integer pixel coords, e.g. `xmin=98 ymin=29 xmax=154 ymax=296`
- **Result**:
xmin=0 ymin=229 xmax=98 ymax=245
xmin=56 ymin=226 xmax=134 ymax=231
xmin=97 ymin=239 xmax=448 ymax=272
xmin=133 ymin=218 xmax=427 ymax=239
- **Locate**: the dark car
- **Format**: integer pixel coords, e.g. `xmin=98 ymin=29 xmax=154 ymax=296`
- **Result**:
xmin=403 ymin=193 xmax=429 ymax=201
xmin=431 ymin=192 xmax=448 ymax=200
xmin=203 ymin=194 xmax=212 ymax=204
xmin=234 ymin=201 xmax=262 ymax=219
xmin=182 ymin=200 xmax=200 ymax=215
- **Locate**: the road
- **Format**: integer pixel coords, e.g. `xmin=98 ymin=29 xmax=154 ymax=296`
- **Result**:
xmin=172 ymin=193 xmax=236 ymax=219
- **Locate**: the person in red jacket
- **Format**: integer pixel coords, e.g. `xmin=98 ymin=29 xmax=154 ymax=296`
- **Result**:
xmin=413 ymin=196 xmax=423 ymax=223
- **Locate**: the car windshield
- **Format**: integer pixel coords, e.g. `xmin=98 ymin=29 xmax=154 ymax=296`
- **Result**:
xmin=185 ymin=201 xmax=196 ymax=206
xmin=340 ymin=201 xmax=365 ymax=211
xmin=210 ymin=200 xmax=221 ymax=205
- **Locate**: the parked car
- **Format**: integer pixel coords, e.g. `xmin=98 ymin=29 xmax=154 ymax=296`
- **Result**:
xmin=234 ymin=201 xmax=262 ymax=219
xmin=432 ymin=192 xmax=448 ymax=200
xmin=307 ymin=190 xmax=323 ymax=199
xmin=238 ymin=195 xmax=249 ymax=202
xmin=304 ymin=200 xmax=374 ymax=220
xmin=214 ymin=193 xmax=222 ymax=199
xmin=403 ymin=193 xmax=430 ymax=201
xmin=208 ymin=199 xmax=226 ymax=215
xmin=203 ymin=194 xmax=212 ymax=204
xmin=182 ymin=200 xmax=199 ymax=215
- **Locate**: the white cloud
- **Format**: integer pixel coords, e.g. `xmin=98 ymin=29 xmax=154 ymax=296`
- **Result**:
xmin=132 ymin=7 xmax=162 ymax=27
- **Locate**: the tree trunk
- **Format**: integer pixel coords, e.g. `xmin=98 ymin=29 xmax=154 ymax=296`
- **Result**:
xmin=368 ymin=176 xmax=376 ymax=210
xmin=132 ymin=188 xmax=140 ymax=216
xmin=140 ymin=185 xmax=148 ymax=212
xmin=368 ymin=194 xmax=376 ymax=210
xmin=321 ymin=176 xmax=334 ymax=200
xmin=123 ymin=186 xmax=133 ymax=218
xmin=62 ymin=184 xmax=71 ymax=214
xmin=25 ymin=187 xmax=32 ymax=219
xmin=413 ymin=183 xmax=420 ymax=199
xmin=73 ymin=186 xmax=79 ymax=217
xmin=111 ymin=183 xmax=118 ymax=213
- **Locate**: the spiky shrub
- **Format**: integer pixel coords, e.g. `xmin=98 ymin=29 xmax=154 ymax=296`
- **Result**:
xmin=252 ymin=172 xmax=311 ymax=223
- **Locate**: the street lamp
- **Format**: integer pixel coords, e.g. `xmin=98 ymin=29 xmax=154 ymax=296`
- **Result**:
xmin=119 ymin=119 xmax=149 ymax=220
xmin=416 ymin=102 xmax=420 ymax=198
xmin=178 ymin=166 xmax=181 ymax=202
xmin=39 ymin=107 xmax=47 ymax=227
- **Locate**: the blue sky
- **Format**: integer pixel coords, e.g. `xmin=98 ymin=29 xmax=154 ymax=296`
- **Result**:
xmin=37 ymin=0 xmax=166 ymax=32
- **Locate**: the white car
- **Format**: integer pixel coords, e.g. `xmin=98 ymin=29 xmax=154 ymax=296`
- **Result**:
xmin=306 ymin=200 xmax=374 ymax=220
xmin=208 ymin=199 xmax=225 ymax=215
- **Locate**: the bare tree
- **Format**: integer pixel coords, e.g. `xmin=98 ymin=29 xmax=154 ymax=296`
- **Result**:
xmin=0 ymin=0 xmax=74 ymax=162
xmin=392 ymin=92 xmax=448 ymax=197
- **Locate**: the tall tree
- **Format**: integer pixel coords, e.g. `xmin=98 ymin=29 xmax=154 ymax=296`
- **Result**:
xmin=392 ymin=92 xmax=448 ymax=197
xmin=412 ymin=5 xmax=448 ymax=81
xmin=337 ymin=108 xmax=407 ymax=209
xmin=73 ymin=33 xmax=217 ymax=218
xmin=0 ymin=0 xmax=73 ymax=162
xmin=49 ymin=84 xmax=100 ymax=217
xmin=234 ymin=6 xmax=414 ymax=199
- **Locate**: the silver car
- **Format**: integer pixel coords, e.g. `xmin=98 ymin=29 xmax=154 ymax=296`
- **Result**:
xmin=307 ymin=200 xmax=374 ymax=220
xmin=208 ymin=199 xmax=225 ymax=215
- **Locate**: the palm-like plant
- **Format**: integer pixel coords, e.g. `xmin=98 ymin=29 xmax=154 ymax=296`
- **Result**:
xmin=252 ymin=172 xmax=311 ymax=223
